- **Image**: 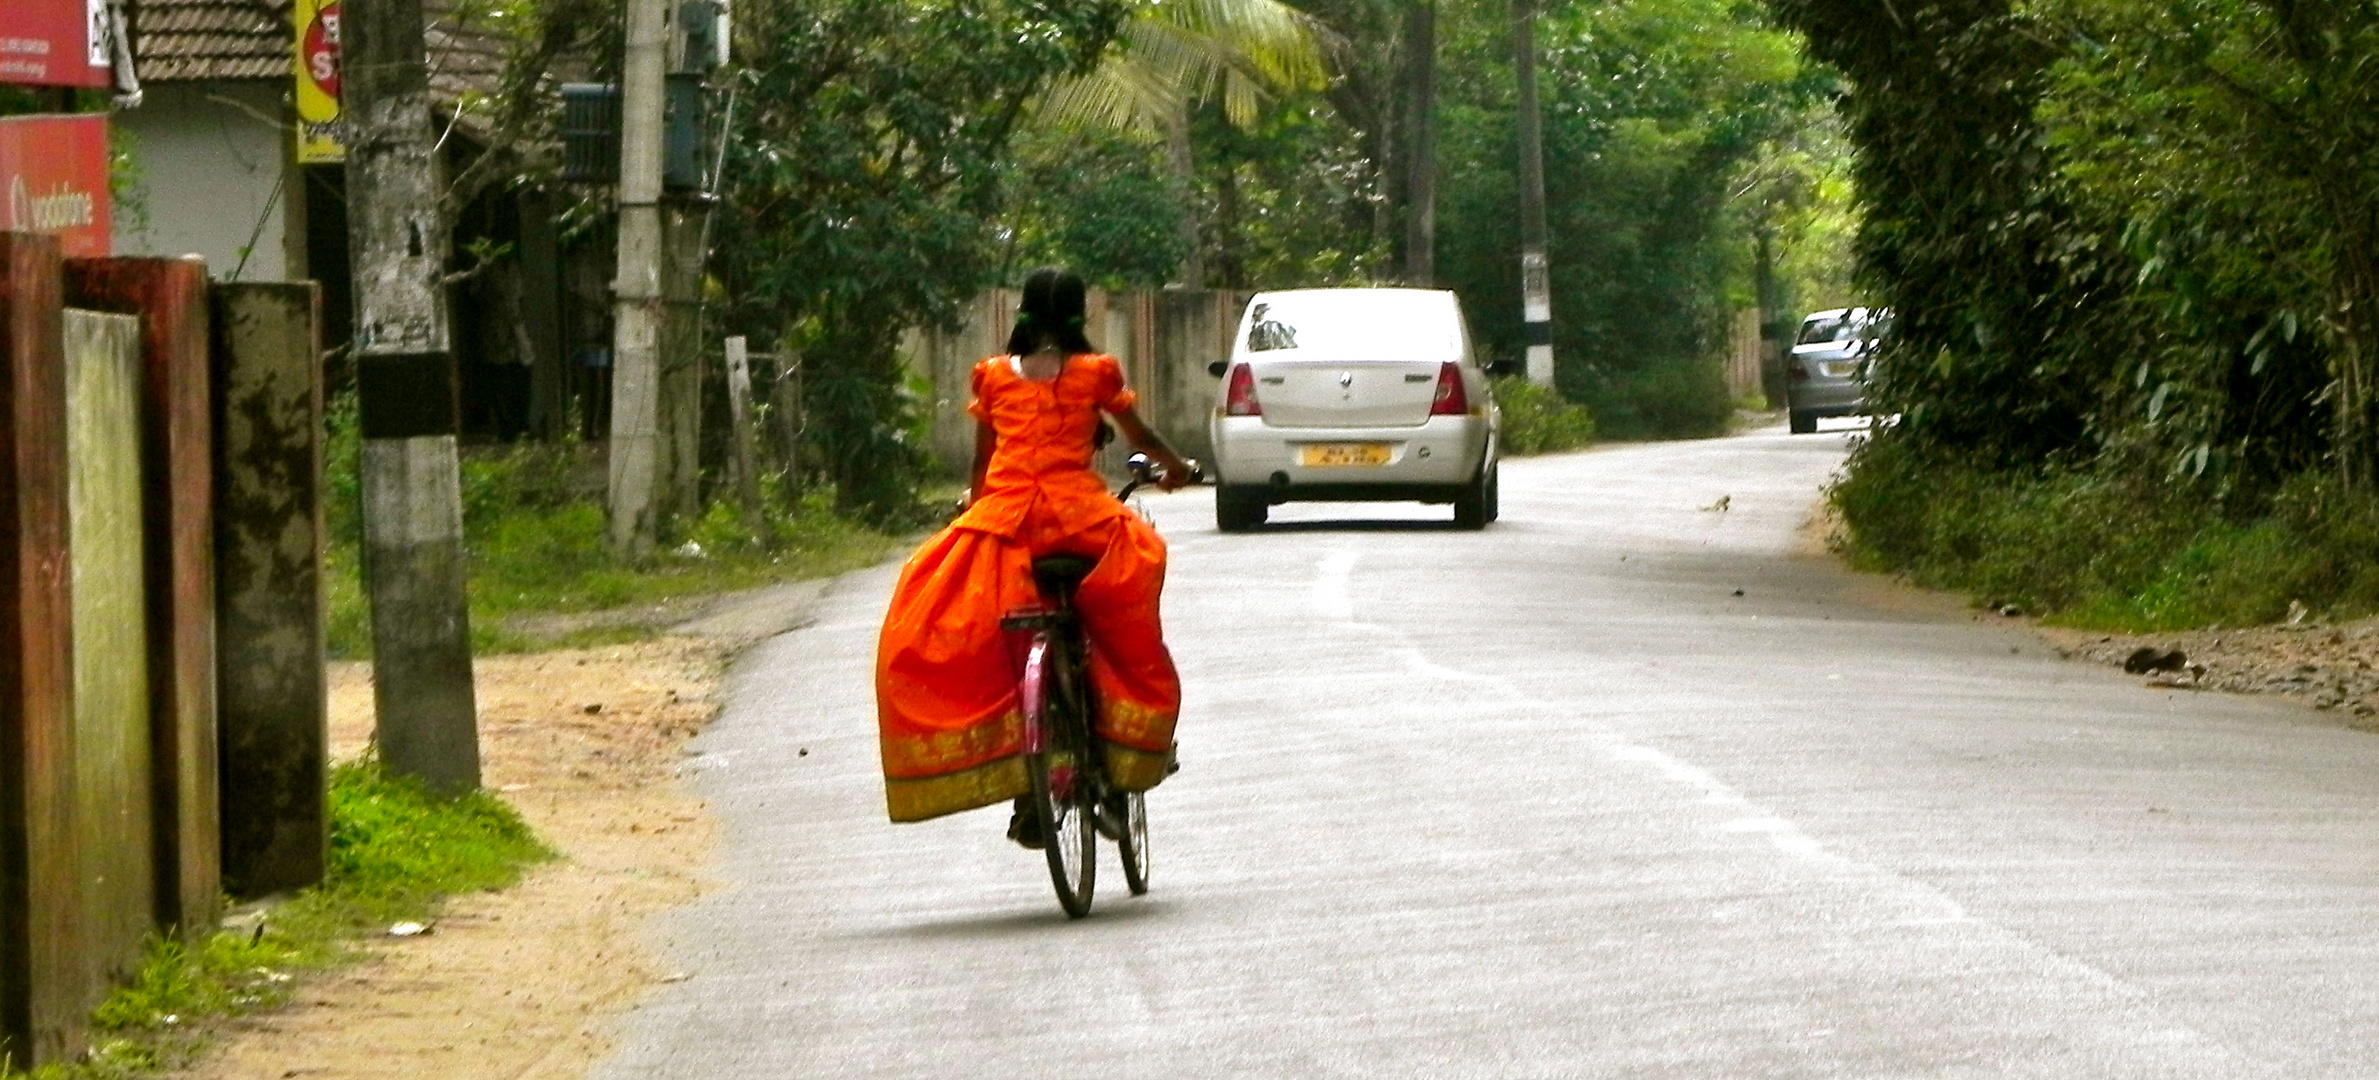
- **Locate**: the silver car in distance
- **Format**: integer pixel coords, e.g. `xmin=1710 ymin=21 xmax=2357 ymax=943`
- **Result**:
xmin=1205 ymin=288 xmax=1501 ymax=532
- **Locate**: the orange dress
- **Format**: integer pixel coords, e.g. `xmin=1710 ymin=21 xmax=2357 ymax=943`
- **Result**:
xmin=873 ymin=353 xmax=1181 ymax=823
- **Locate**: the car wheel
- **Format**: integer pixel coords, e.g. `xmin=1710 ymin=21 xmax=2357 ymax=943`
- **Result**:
xmin=1454 ymin=465 xmax=1493 ymax=530
xmin=1789 ymin=409 xmax=1817 ymax=435
xmin=1215 ymin=486 xmax=1267 ymax=532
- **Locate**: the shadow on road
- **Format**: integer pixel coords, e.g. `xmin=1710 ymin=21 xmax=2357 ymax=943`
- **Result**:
xmin=868 ymin=898 xmax=1174 ymax=940
xmin=1242 ymin=518 xmax=1463 ymax=534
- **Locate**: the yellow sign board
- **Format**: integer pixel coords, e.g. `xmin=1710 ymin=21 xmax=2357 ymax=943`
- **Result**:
xmin=292 ymin=0 xmax=343 ymax=163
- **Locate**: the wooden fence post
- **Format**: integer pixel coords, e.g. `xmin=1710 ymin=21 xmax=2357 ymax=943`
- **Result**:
xmin=721 ymin=336 xmax=767 ymax=540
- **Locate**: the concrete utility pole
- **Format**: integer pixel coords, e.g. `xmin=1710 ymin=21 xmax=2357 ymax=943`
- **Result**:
xmin=607 ymin=0 xmax=671 ymax=558
xmin=345 ymin=0 xmax=481 ymax=790
xmin=1401 ymin=0 xmax=1437 ymax=287
xmin=1511 ymin=0 xmax=1554 ymax=386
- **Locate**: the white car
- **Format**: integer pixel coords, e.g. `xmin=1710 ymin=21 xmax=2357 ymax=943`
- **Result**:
xmin=1206 ymin=288 xmax=1501 ymax=531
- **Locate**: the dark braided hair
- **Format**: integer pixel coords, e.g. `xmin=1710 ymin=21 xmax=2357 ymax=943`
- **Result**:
xmin=1006 ymin=267 xmax=1095 ymax=356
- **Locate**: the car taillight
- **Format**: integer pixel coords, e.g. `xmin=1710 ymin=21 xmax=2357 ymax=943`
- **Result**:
xmin=1225 ymin=363 xmax=1262 ymax=416
xmin=1788 ymin=358 xmax=1810 ymax=382
xmin=1428 ymin=362 xmax=1468 ymax=416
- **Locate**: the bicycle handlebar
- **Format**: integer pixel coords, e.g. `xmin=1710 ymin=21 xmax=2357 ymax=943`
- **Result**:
xmin=1118 ymin=452 xmax=1202 ymax=502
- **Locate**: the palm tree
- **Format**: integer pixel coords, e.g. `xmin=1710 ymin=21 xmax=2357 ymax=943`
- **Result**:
xmin=1038 ymin=0 xmax=1335 ymax=285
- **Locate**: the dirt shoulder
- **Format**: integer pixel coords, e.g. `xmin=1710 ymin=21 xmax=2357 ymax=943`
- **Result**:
xmin=1801 ymin=502 xmax=2379 ymax=727
xmin=2039 ymin=620 xmax=2379 ymax=726
xmin=181 ymin=637 xmax=728 ymax=1080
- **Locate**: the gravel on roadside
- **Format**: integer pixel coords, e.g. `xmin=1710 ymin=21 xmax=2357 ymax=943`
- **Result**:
xmin=2039 ymin=617 xmax=2379 ymax=726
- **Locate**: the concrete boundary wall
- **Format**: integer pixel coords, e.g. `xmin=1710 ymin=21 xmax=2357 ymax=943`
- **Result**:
xmin=211 ymin=283 xmax=329 ymax=900
xmin=63 ymin=309 xmax=154 ymax=1013
xmin=64 ymin=258 xmax=222 ymax=938
xmin=904 ymin=289 xmax=1248 ymax=477
xmin=0 ymin=232 xmax=85 ymax=1068
xmin=0 ymin=232 xmax=324 ymax=1067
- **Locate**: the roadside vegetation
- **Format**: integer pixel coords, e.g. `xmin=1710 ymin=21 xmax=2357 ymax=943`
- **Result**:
xmin=1769 ymin=0 xmax=2379 ymax=629
xmin=1492 ymin=377 xmax=1598 ymax=455
xmin=321 ymin=393 xmax=917 ymax=657
xmin=9 ymin=760 xmax=549 ymax=1079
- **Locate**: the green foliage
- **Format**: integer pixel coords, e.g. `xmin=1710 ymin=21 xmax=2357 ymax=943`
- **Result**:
xmin=1003 ymin=129 xmax=1191 ymax=289
xmin=715 ymin=0 xmax=1129 ymax=520
xmin=1437 ymin=0 xmax=1826 ymax=438
xmin=1189 ymin=98 xmax=1391 ymax=287
xmin=1834 ymin=437 xmax=2379 ymax=630
xmin=320 ymin=391 xmax=910 ymax=658
xmin=1492 ymin=377 xmax=1596 ymax=455
xmin=9 ymin=760 xmax=550 ymax=1079
xmin=1769 ymin=0 xmax=2379 ymax=626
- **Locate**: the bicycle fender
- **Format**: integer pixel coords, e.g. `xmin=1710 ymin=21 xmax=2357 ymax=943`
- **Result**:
xmin=1019 ymin=633 xmax=1051 ymax=753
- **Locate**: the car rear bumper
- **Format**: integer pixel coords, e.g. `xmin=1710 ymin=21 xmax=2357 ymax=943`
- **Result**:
xmin=1210 ymin=414 xmax=1490 ymax=494
xmin=1787 ymin=379 xmax=1866 ymax=414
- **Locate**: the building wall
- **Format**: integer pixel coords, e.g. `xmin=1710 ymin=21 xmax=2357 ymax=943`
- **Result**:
xmin=111 ymin=81 xmax=295 ymax=282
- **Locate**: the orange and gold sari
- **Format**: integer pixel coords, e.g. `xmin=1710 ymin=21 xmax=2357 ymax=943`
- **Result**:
xmin=874 ymin=353 xmax=1180 ymax=823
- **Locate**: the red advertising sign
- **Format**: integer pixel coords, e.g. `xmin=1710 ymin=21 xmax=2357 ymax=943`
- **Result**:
xmin=0 ymin=0 xmax=112 ymax=88
xmin=0 ymin=114 xmax=111 ymax=258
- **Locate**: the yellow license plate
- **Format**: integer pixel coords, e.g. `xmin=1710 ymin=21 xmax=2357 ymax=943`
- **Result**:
xmin=1298 ymin=443 xmax=1392 ymax=467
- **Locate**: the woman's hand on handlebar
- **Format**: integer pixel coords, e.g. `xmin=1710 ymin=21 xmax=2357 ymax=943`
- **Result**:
xmin=1152 ymin=453 xmax=1198 ymax=492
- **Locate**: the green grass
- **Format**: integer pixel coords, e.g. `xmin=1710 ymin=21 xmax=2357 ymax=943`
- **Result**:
xmin=1492 ymin=377 xmax=1598 ymax=456
xmin=11 ymin=760 xmax=551 ymax=1078
xmin=1831 ymin=436 xmax=2379 ymax=631
xmin=322 ymin=404 xmax=915 ymax=657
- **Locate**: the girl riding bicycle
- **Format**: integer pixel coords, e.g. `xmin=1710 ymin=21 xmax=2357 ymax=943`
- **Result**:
xmin=875 ymin=268 xmax=1194 ymax=838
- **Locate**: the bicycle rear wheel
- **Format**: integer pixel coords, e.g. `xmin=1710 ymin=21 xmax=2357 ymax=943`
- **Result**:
xmin=1029 ymin=750 xmax=1095 ymax=918
xmin=1114 ymin=790 xmax=1150 ymax=895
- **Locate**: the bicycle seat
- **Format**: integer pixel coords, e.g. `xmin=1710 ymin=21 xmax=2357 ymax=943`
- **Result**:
xmin=1032 ymin=555 xmax=1099 ymax=598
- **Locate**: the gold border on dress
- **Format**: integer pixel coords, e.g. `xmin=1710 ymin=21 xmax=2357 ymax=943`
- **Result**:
xmin=885 ymin=755 xmax=1031 ymax=822
xmin=1103 ymin=742 xmax=1172 ymax=792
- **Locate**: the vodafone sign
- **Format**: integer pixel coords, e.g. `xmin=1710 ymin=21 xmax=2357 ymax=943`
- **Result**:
xmin=0 ymin=0 xmax=113 ymax=88
xmin=0 ymin=114 xmax=111 ymax=258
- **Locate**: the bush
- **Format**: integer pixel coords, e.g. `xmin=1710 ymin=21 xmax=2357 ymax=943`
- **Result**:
xmin=1492 ymin=377 xmax=1597 ymax=455
xmin=1833 ymin=434 xmax=2379 ymax=630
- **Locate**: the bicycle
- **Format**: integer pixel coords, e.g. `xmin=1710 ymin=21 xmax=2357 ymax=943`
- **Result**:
xmin=999 ymin=453 xmax=1193 ymax=918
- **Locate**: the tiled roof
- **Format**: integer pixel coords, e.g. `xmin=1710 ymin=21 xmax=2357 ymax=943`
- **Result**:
xmin=129 ymin=0 xmax=508 ymax=100
xmin=131 ymin=0 xmax=288 ymax=83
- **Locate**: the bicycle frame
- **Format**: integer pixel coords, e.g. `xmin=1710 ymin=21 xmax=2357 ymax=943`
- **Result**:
xmin=1002 ymin=453 xmax=1186 ymax=917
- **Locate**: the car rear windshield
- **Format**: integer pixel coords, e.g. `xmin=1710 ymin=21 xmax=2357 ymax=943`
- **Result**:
xmin=1245 ymin=295 xmax=1461 ymax=358
xmin=1797 ymin=314 xmax=1858 ymax=345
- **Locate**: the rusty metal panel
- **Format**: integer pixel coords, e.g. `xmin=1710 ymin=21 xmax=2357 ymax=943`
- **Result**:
xmin=0 ymin=232 xmax=86 ymax=1068
xmin=63 ymin=309 xmax=153 ymax=1003
xmin=210 ymin=283 xmax=327 ymax=898
xmin=63 ymin=257 xmax=221 ymax=937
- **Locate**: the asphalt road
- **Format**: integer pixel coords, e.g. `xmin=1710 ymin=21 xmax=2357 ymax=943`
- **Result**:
xmin=595 ymin=427 xmax=2379 ymax=1079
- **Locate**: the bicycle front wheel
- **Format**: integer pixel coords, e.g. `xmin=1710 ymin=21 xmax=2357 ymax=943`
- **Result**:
xmin=1114 ymin=790 xmax=1150 ymax=895
xmin=1029 ymin=750 xmax=1095 ymax=918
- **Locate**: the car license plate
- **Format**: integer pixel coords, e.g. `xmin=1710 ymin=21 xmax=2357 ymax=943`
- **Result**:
xmin=1298 ymin=443 xmax=1392 ymax=467
xmin=1820 ymin=361 xmax=1859 ymax=378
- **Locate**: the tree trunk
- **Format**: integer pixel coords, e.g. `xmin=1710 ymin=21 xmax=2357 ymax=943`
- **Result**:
xmin=1401 ymin=0 xmax=1437 ymax=287
xmin=1167 ymin=110 xmax=1204 ymax=289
